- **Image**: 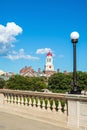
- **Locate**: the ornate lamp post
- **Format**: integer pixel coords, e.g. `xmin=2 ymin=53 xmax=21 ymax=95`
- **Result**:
xmin=70 ymin=31 xmax=81 ymax=94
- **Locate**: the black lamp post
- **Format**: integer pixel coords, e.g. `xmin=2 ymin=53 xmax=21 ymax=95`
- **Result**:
xmin=70 ymin=31 xmax=81 ymax=94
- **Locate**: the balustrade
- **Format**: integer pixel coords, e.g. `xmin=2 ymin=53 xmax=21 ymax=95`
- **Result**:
xmin=1 ymin=89 xmax=87 ymax=129
xmin=0 ymin=89 xmax=67 ymax=113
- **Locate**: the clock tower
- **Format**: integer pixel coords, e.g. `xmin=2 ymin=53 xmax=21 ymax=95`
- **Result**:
xmin=45 ymin=51 xmax=54 ymax=71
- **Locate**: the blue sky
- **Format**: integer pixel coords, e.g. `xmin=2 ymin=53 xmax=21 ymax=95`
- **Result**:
xmin=0 ymin=0 xmax=87 ymax=74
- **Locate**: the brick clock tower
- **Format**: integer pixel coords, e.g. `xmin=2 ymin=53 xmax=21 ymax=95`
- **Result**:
xmin=44 ymin=51 xmax=55 ymax=77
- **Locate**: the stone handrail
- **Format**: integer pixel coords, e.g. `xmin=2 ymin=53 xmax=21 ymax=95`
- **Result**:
xmin=0 ymin=89 xmax=67 ymax=112
xmin=1 ymin=89 xmax=87 ymax=129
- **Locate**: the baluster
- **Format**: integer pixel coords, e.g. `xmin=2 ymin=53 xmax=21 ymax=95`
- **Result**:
xmin=60 ymin=99 xmax=65 ymax=113
xmin=25 ymin=96 xmax=27 ymax=106
xmin=31 ymin=97 xmax=34 ymax=107
xmin=47 ymin=98 xmax=50 ymax=110
xmin=14 ymin=95 xmax=17 ymax=104
xmin=54 ymin=99 xmax=59 ymax=111
xmin=27 ymin=96 xmax=30 ymax=106
xmin=64 ymin=100 xmax=67 ymax=115
xmin=4 ymin=93 xmax=8 ymax=103
xmin=15 ymin=95 xmax=18 ymax=104
xmin=37 ymin=97 xmax=41 ymax=109
xmin=20 ymin=96 xmax=24 ymax=106
xmin=17 ymin=95 xmax=20 ymax=106
xmin=40 ymin=97 xmax=43 ymax=109
xmin=8 ymin=94 xmax=10 ymax=103
xmin=44 ymin=98 xmax=48 ymax=110
xmin=43 ymin=98 xmax=45 ymax=109
xmin=49 ymin=98 xmax=54 ymax=111
xmin=9 ymin=94 xmax=12 ymax=103
xmin=33 ymin=97 xmax=36 ymax=107
xmin=58 ymin=99 xmax=62 ymax=113
xmin=11 ymin=95 xmax=14 ymax=105
xmin=19 ymin=96 xmax=22 ymax=105
xmin=35 ymin=97 xmax=38 ymax=107
xmin=13 ymin=95 xmax=15 ymax=104
xmin=22 ymin=96 xmax=25 ymax=105
xmin=29 ymin=97 xmax=32 ymax=106
xmin=52 ymin=98 xmax=56 ymax=111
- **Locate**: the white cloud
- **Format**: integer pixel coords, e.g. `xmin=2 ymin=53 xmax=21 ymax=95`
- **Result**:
xmin=0 ymin=22 xmax=23 ymax=56
xmin=0 ymin=22 xmax=39 ymax=61
xmin=58 ymin=54 xmax=64 ymax=58
xmin=0 ymin=22 xmax=22 ymax=44
xmin=5 ymin=49 xmax=39 ymax=60
xmin=36 ymin=48 xmax=52 ymax=54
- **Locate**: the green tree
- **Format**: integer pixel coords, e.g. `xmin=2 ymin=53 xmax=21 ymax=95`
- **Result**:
xmin=48 ymin=73 xmax=72 ymax=93
xmin=6 ymin=75 xmax=47 ymax=91
xmin=77 ymin=71 xmax=87 ymax=90
xmin=0 ymin=78 xmax=5 ymax=89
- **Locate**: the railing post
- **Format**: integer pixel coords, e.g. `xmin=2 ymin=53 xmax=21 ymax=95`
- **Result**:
xmin=0 ymin=93 xmax=4 ymax=107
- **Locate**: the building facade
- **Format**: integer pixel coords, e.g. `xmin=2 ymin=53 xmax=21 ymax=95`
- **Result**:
xmin=20 ymin=52 xmax=55 ymax=77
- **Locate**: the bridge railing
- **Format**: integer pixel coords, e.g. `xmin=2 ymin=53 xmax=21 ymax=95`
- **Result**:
xmin=0 ymin=89 xmax=67 ymax=113
xmin=1 ymin=89 xmax=87 ymax=129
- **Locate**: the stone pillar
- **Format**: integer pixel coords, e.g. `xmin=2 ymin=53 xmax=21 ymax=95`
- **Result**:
xmin=0 ymin=93 xmax=4 ymax=107
xmin=67 ymin=99 xmax=80 ymax=128
xmin=66 ymin=94 xmax=87 ymax=130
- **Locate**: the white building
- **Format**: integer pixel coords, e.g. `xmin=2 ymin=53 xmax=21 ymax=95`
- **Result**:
xmin=44 ymin=51 xmax=55 ymax=77
xmin=45 ymin=51 xmax=54 ymax=71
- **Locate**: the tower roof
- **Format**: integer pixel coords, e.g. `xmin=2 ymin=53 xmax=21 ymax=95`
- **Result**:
xmin=47 ymin=51 xmax=52 ymax=56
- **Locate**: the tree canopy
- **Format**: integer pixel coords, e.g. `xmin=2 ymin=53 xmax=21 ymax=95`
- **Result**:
xmin=48 ymin=73 xmax=72 ymax=93
xmin=6 ymin=75 xmax=47 ymax=91
xmin=1 ymin=71 xmax=87 ymax=93
xmin=48 ymin=72 xmax=87 ymax=93
xmin=0 ymin=78 xmax=5 ymax=89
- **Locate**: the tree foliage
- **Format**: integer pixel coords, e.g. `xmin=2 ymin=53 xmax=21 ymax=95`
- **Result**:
xmin=6 ymin=75 xmax=47 ymax=91
xmin=0 ymin=78 xmax=5 ymax=89
xmin=77 ymin=71 xmax=87 ymax=90
xmin=2 ymin=71 xmax=87 ymax=93
xmin=48 ymin=72 xmax=87 ymax=93
xmin=48 ymin=73 xmax=72 ymax=92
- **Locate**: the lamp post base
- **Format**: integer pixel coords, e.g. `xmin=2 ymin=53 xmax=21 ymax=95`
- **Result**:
xmin=69 ymin=86 xmax=81 ymax=94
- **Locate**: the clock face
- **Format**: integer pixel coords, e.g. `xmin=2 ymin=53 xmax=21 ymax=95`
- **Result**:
xmin=49 ymin=66 xmax=51 ymax=68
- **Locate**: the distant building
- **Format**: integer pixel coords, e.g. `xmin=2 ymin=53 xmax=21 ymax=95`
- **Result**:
xmin=44 ymin=51 xmax=54 ymax=71
xmin=44 ymin=51 xmax=56 ymax=77
xmin=0 ymin=70 xmax=15 ymax=80
xmin=19 ymin=52 xmax=56 ymax=77
xmin=20 ymin=66 xmax=37 ymax=77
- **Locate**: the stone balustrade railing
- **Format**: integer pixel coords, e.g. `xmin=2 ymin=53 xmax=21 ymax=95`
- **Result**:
xmin=0 ymin=89 xmax=67 ymax=112
xmin=1 ymin=89 xmax=87 ymax=129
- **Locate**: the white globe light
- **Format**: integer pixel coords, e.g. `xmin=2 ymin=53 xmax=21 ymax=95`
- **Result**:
xmin=70 ymin=31 xmax=79 ymax=40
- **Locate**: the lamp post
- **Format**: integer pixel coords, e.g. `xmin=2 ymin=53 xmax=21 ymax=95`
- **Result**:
xmin=70 ymin=31 xmax=81 ymax=94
